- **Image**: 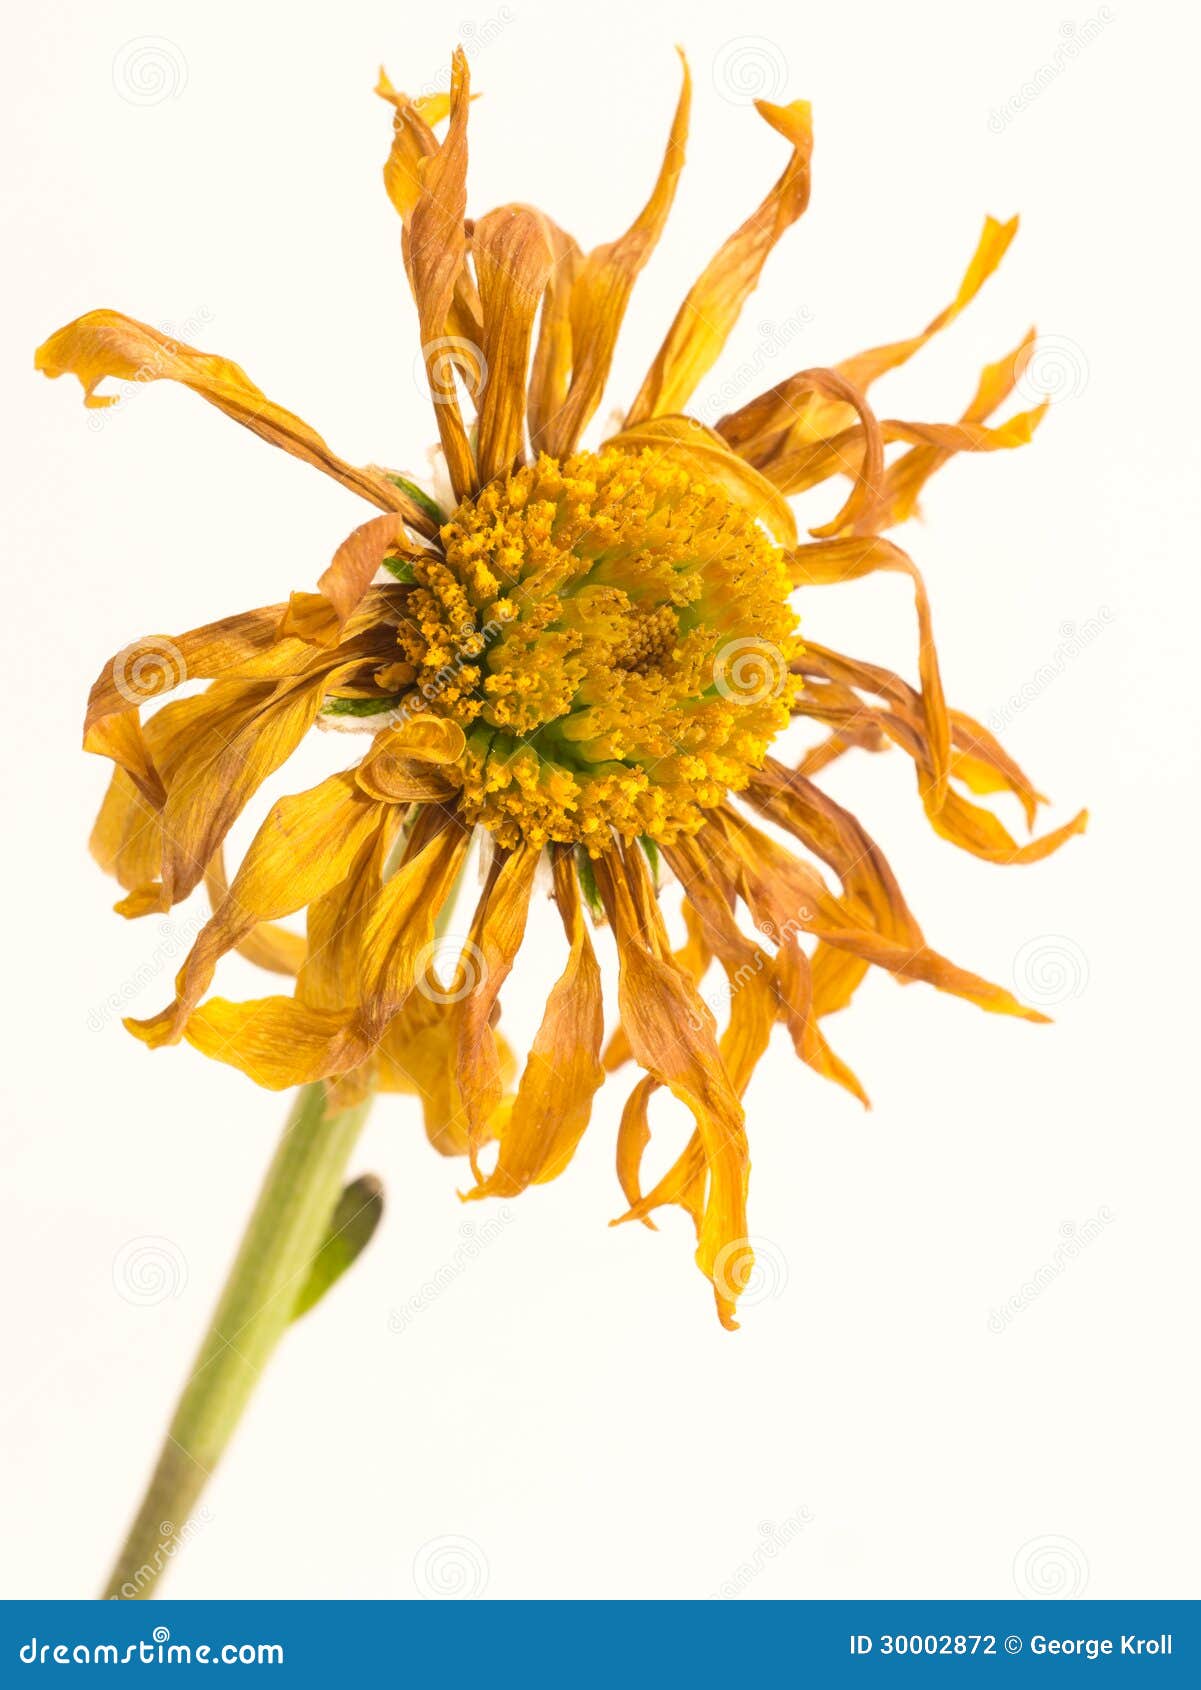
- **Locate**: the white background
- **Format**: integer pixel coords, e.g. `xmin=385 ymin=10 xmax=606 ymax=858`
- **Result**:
xmin=2 ymin=0 xmax=1198 ymax=1601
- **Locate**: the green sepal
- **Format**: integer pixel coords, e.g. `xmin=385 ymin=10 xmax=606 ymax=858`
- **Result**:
xmin=322 ymin=694 xmax=405 ymax=718
xmin=291 ymin=1174 xmax=385 ymax=1322
xmin=575 ymin=848 xmax=604 ymax=920
xmin=385 ymin=473 xmax=447 ymax=530
xmin=638 ymin=836 xmax=662 ymax=888
xmin=381 ymin=555 xmax=417 ymax=585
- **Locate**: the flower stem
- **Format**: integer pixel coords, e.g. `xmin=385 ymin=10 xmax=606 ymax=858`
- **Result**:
xmin=103 ymin=1082 xmax=370 ymax=1599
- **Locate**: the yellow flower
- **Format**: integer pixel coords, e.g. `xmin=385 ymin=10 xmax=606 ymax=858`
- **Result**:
xmin=37 ymin=49 xmax=1085 ymax=1328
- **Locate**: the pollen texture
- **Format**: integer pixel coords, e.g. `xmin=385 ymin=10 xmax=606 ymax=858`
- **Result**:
xmin=394 ymin=447 xmax=800 ymax=848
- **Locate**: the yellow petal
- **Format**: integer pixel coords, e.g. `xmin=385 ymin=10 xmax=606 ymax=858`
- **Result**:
xmin=316 ymin=513 xmax=427 ymax=627
xmin=715 ymin=218 xmax=1026 ymax=498
xmin=540 ymin=52 xmax=692 ymax=458
xmin=357 ymin=807 xmax=474 ymax=1040
xmin=133 ymin=662 xmax=364 ymax=911
xmin=203 ymin=846 xmax=306 ymax=976
xmin=126 ymin=768 xmax=389 ymax=1048
xmin=377 ymin=67 xmax=484 ymax=359
xmin=378 ymin=992 xmax=469 ymax=1154
xmin=84 ymin=603 xmax=305 ymax=743
xmin=870 ymin=328 xmax=1039 ymax=525
xmin=603 ymin=900 xmax=708 ymax=1075
xmin=707 ymin=807 xmax=1051 ymax=1023
xmin=297 ymin=816 xmax=404 ymax=1014
xmin=627 ymin=96 xmax=813 ymax=423
xmin=594 ymin=846 xmax=750 ymax=1330
xmin=836 ymin=215 xmax=1019 ymax=394
xmin=36 ymin=311 xmax=432 ymax=528
xmin=466 ymin=849 xmax=604 ymax=1199
xmin=451 ymin=842 xmax=542 ymax=1173
xmin=472 ymin=205 xmax=554 ymax=486
xmin=179 ymin=996 xmax=367 ymax=1090
xmin=773 ymin=932 xmax=869 ymax=1103
xmin=168 ymin=804 xmax=475 ymax=1087
xmin=788 ymin=534 xmax=950 ymax=808
xmin=527 ymin=216 xmax=583 ymax=453
xmin=406 ymin=49 xmax=476 ymax=499
xmin=355 ymin=715 xmax=466 ymax=801
xmin=795 ymin=642 xmax=1088 ymax=864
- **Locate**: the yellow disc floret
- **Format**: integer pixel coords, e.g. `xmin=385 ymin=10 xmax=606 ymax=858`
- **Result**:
xmin=392 ymin=447 xmax=800 ymax=849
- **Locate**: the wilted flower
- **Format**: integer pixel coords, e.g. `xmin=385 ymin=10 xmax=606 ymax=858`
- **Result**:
xmin=37 ymin=50 xmax=1084 ymax=1326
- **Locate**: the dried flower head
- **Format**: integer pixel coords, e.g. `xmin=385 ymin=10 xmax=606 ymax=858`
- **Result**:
xmin=37 ymin=49 xmax=1084 ymax=1326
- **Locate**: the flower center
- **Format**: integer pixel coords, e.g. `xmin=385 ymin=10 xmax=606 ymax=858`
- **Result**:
xmin=394 ymin=447 xmax=800 ymax=849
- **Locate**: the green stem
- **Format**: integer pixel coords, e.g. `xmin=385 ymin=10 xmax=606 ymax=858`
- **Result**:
xmin=103 ymin=1083 xmax=370 ymax=1599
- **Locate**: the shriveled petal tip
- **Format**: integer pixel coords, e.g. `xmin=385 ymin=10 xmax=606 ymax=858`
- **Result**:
xmin=375 ymin=68 xmax=458 ymax=129
xmin=176 ymin=997 xmax=368 ymax=1090
xmin=626 ymin=93 xmax=812 ymax=426
xmin=787 ymin=534 xmax=950 ymax=808
xmin=473 ymin=205 xmax=554 ymax=486
xmin=793 ymin=644 xmax=1086 ymax=867
xmin=465 ymin=852 xmax=604 ymax=1201
xmin=869 ymin=327 xmax=1043 ymax=527
xmin=36 ymin=311 xmax=434 ymax=529
xmin=404 ymin=49 xmax=476 ymax=501
xmin=537 ymin=53 xmax=692 ymax=459
xmin=594 ymin=848 xmax=751 ymax=1330
xmin=835 ymin=213 xmax=1020 ymax=395
xmin=355 ymin=716 xmax=466 ymax=801
xmin=317 ymin=512 xmax=425 ymax=626
xmin=204 ymin=848 xmax=306 ymax=977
